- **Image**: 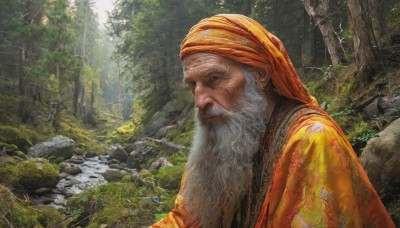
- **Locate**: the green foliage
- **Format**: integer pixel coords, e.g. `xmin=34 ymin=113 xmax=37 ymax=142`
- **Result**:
xmin=0 ymin=126 xmax=33 ymax=152
xmin=107 ymin=121 xmax=138 ymax=145
xmin=155 ymin=163 xmax=185 ymax=191
xmin=36 ymin=206 xmax=67 ymax=228
xmin=353 ymin=129 xmax=378 ymax=143
xmin=58 ymin=114 xmax=107 ymax=155
xmin=387 ymin=2 xmax=400 ymax=33
xmin=0 ymin=184 xmax=66 ymax=228
xmin=0 ymin=156 xmax=21 ymax=186
xmin=66 ymin=181 xmax=171 ymax=227
xmin=329 ymin=108 xmax=353 ymax=118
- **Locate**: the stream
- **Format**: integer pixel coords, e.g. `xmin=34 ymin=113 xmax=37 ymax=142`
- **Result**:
xmin=30 ymin=154 xmax=136 ymax=209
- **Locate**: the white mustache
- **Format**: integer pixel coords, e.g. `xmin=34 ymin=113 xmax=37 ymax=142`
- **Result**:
xmin=198 ymin=104 xmax=231 ymax=120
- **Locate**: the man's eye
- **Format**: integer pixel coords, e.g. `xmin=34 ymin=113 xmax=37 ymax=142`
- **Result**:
xmin=187 ymin=81 xmax=196 ymax=88
xmin=209 ymin=76 xmax=219 ymax=83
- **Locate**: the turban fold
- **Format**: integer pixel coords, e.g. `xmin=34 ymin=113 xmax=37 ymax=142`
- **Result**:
xmin=180 ymin=14 xmax=317 ymax=106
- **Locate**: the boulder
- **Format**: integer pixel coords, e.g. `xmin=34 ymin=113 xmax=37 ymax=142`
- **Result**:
xmin=136 ymin=96 xmax=193 ymax=139
xmin=127 ymin=137 xmax=185 ymax=170
xmin=360 ymin=118 xmax=400 ymax=200
xmin=109 ymin=144 xmax=128 ymax=163
xmin=16 ymin=158 xmax=60 ymax=191
xmin=148 ymin=157 xmax=173 ymax=171
xmin=27 ymin=135 xmax=76 ymax=161
xmin=101 ymin=169 xmax=129 ymax=182
xmin=361 ymin=94 xmax=400 ymax=117
xmin=59 ymin=162 xmax=82 ymax=175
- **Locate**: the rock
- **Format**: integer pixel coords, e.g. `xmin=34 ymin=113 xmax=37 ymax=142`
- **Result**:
xmin=31 ymin=196 xmax=54 ymax=205
xmin=16 ymin=158 xmax=60 ymax=191
xmin=63 ymin=164 xmax=82 ymax=176
xmin=101 ymin=169 xmax=129 ymax=182
xmin=154 ymin=125 xmax=177 ymax=139
xmin=361 ymin=94 xmax=400 ymax=117
xmin=360 ymin=118 xmax=400 ymax=200
xmin=379 ymin=95 xmax=400 ymax=116
xmin=320 ymin=101 xmax=328 ymax=110
xmin=59 ymin=172 xmax=69 ymax=179
xmin=148 ymin=157 xmax=173 ymax=171
xmin=34 ymin=187 xmax=53 ymax=195
xmin=27 ymin=135 xmax=76 ymax=161
xmin=109 ymin=144 xmax=128 ymax=163
xmin=126 ymin=138 xmax=185 ymax=170
xmin=66 ymin=156 xmax=85 ymax=164
xmin=54 ymin=198 xmax=67 ymax=206
xmin=109 ymin=159 xmax=120 ymax=165
xmin=85 ymin=151 xmax=98 ymax=158
xmin=135 ymin=97 xmax=193 ymax=139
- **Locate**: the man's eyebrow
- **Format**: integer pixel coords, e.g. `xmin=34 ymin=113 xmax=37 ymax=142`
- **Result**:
xmin=200 ymin=66 xmax=227 ymax=78
xmin=182 ymin=66 xmax=228 ymax=84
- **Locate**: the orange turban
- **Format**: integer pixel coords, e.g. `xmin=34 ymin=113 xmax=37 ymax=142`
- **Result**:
xmin=180 ymin=14 xmax=317 ymax=106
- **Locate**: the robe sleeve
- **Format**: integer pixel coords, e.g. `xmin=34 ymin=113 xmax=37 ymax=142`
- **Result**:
xmin=150 ymin=173 xmax=194 ymax=228
xmin=149 ymin=193 xmax=187 ymax=228
xmin=259 ymin=115 xmax=394 ymax=227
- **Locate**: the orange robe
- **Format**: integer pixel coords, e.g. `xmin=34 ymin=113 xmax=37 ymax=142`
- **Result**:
xmin=151 ymin=114 xmax=394 ymax=227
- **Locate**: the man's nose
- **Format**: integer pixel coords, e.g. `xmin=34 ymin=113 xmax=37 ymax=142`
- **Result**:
xmin=193 ymin=85 xmax=213 ymax=110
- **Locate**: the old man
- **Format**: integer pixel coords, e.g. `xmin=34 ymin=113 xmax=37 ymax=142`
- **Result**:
xmin=151 ymin=14 xmax=394 ymax=227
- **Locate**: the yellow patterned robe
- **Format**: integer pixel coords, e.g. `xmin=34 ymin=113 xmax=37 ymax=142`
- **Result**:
xmin=151 ymin=113 xmax=394 ymax=227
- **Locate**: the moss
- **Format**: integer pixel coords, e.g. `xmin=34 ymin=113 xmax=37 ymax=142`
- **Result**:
xmin=0 ymin=156 xmax=22 ymax=186
xmin=0 ymin=164 xmax=18 ymax=186
xmin=169 ymin=151 xmax=188 ymax=164
xmin=36 ymin=206 xmax=67 ymax=228
xmin=155 ymin=163 xmax=185 ymax=191
xmin=0 ymin=126 xmax=33 ymax=152
xmin=0 ymin=141 xmax=18 ymax=151
xmin=0 ymin=184 xmax=66 ymax=227
xmin=306 ymin=65 xmax=357 ymax=112
xmin=164 ymin=111 xmax=195 ymax=148
xmin=66 ymin=181 xmax=166 ymax=227
xmin=107 ymin=121 xmax=136 ymax=145
xmin=59 ymin=122 xmax=106 ymax=156
xmin=16 ymin=158 xmax=59 ymax=190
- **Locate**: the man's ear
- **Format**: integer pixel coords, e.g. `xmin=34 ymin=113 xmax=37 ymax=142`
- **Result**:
xmin=252 ymin=70 xmax=270 ymax=89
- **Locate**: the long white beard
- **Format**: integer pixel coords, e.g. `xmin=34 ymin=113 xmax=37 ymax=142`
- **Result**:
xmin=183 ymin=73 xmax=268 ymax=228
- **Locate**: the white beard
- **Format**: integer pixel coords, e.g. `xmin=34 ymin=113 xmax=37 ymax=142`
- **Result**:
xmin=183 ymin=73 xmax=268 ymax=227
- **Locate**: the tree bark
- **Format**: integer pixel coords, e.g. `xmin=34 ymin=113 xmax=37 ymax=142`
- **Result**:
xmin=367 ymin=0 xmax=387 ymax=39
xmin=17 ymin=46 xmax=29 ymax=123
xmin=346 ymin=0 xmax=378 ymax=87
xmin=301 ymin=0 xmax=347 ymax=65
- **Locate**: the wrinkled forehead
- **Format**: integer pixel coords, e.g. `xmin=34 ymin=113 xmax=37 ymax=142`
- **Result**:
xmin=183 ymin=52 xmax=264 ymax=74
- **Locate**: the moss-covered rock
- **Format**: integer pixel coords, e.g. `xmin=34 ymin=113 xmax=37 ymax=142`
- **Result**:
xmin=0 ymin=155 xmax=25 ymax=186
xmin=16 ymin=158 xmax=59 ymax=191
xmin=59 ymin=122 xmax=107 ymax=156
xmin=101 ymin=169 xmax=130 ymax=182
xmin=155 ymin=163 xmax=185 ymax=191
xmin=0 ymin=126 xmax=33 ymax=152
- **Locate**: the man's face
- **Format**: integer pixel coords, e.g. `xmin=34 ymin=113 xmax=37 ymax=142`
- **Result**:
xmin=182 ymin=53 xmax=246 ymax=122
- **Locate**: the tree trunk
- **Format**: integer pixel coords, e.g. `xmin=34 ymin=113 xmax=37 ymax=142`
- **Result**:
xmin=72 ymin=59 xmax=82 ymax=116
xmin=244 ymin=0 xmax=253 ymax=15
xmin=346 ymin=0 xmax=378 ymax=87
xmin=310 ymin=25 xmax=317 ymax=66
xmin=301 ymin=0 xmax=347 ymax=65
xmin=367 ymin=0 xmax=387 ymax=39
xmin=17 ymin=46 xmax=29 ymax=123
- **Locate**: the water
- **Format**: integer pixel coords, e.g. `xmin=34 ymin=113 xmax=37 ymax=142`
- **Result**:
xmin=31 ymin=154 xmax=134 ymax=208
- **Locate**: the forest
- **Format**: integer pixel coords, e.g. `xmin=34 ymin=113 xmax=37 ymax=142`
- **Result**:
xmin=0 ymin=0 xmax=400 ymax=227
